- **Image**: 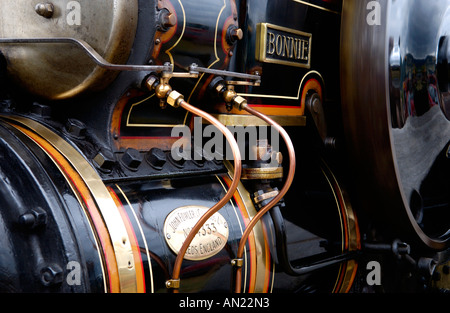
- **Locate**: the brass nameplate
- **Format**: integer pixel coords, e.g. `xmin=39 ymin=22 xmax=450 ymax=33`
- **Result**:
xmin=256 ymin=23 xmax=312 ymax=68
xmin=163 ymin=206 xmax=229 ymax=261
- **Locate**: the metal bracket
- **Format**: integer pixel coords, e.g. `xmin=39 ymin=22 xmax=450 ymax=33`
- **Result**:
xmin=165 ymin=279 xmax=180 ymax=289
xmin=231 ymin=258 xmax=244 ymax=268
xmin=306 ymin=92 xmax=328 ymax=142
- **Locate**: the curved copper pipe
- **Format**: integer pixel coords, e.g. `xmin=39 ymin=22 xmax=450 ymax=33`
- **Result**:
xmin=234 ymin=104 xmax=296 ymax=293
xmin=169 ymin=100 xmax=242 ymax=291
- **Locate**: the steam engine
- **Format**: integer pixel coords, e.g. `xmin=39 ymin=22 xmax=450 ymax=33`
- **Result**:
xmin=0 ymin=0 xmax=448 ymax=293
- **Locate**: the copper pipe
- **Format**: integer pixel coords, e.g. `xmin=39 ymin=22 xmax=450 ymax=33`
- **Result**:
xmin=234 ymin=104 xmax=296 ymax=293
xmin=169 ymin=100 xmax=242 ymax=291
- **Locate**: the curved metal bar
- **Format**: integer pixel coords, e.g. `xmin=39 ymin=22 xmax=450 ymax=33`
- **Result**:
xmin=0 ymin=37 xmax=171 ymax=72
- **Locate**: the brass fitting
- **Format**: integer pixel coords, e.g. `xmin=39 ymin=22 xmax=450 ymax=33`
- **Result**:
xmin=145 ymin=75 xmax=159 ymax=91
xmin=166 ymin=90 xmax=184 ymax=108
xmin=144 ymin=75 xmax=177 ymax=109
xmin=155 ymin=82 xmax=172 ymax=100
xmin=218 ymin=85 xmax=248 ymax=111
xmin=231 ymin=258 xmax=244 ymax=268
xmin=233 ymin=95 xmax=248 ymax=111
xmin=165 ymin=279 xmax=180 ymax=289
xmin=222 ymin=88 xmax=237 ymax=104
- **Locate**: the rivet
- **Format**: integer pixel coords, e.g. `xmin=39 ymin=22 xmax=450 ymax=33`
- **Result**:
xmin=35 ymin=3 xmax=54 ymax=19
xmin=65 ymin=118 xmax=87 ymax=139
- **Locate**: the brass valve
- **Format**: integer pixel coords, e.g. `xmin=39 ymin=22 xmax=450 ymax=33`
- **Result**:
xmin=145 ymin=74 xmax=173 ymax=109
xmin=211 ymin=79 xmax=248 ymax=111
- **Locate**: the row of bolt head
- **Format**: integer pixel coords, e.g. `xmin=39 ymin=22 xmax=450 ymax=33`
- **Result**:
xmin=94 ymin=147 xmax=212 ymax=172
xmin=94 ymin=147 xmax=170 ymax=172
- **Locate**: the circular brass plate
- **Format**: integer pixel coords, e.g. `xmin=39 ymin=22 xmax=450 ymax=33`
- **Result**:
xmin=0 ymin=0 xmax=138 ymax=100
xmin=163 ymin=206 xmax=229 ymax=261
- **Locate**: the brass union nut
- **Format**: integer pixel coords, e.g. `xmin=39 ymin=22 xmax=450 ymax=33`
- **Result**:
xmin=233 ymin=96 xmax=247 ymax=111
xmin=166 ymin=90 xmax=184 ymax=108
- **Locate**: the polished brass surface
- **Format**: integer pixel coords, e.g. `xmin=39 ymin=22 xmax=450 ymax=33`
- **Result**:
xmin=0 ymin=115 xmax=138 ymax=292
xmin=163 ymin=206 xmax=229 ymax=261
xmin=206 ymin=114 xmax=307 ymax=127
xmin=320 ymin=162 xmax=360 ymax=293
xmin=0 ymin=0 xmax=138 ymax=100
xmin=165 ymin=279 xmax=180 ymax=289
xmin=241 ymin=167 xmax=284 ymax=180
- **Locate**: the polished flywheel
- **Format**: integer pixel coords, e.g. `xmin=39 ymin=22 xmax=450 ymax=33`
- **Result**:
xmin=341 ymin=0 xmax=450 ymax=249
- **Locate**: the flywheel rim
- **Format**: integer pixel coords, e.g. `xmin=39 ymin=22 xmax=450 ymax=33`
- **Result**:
xmin=340 ymin=0 xmax=450 ymax=250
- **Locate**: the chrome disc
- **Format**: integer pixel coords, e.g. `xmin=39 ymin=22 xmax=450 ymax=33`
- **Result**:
xmin=341 ymin=0 xmax=450 ymax=249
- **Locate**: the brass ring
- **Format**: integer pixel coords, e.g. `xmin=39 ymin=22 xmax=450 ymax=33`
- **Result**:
xmin=1 ymin=115 xmax=137 ymax=293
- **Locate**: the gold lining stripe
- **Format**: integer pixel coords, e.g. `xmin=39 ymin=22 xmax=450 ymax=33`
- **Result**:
xmin=1 ymin=115 xmax=137 ymax=293
xmin=321 ymin=161 xmax=360 ymax=293
xmin=292 ymin=0 xmax=341 ymax=14
xmin=238 ymin=70 xmax=324 ymax=102
xmin=215 ymin=175 xmax=249 ymax=292
xmin=223 ymin=161 xmax=271 ymax=293
xmin=108 ymin=187 xmax=146 ymax=293
xmin=115 ymin=184 xmax=155 ymax=293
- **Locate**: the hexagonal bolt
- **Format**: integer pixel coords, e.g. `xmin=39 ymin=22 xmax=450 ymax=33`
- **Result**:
xmin=18 ymin=207 xmax=47 ymax=229
xmin=40 ymin=264 xmax=63 ymax=286
xmin=93 ymin=149 xmax=115 ymax=172
xmin=146 ymin=148 xmax=167 ymax=169
xmin=65 ymin=119 xmax=87 ymax=139
xmin=159 ymin=8 xmax=177 ymax=30
xmin=31 ymin=102 xmax=51 ymax=118
xmin=145 ymin=75 xmax=160 ymax=91
xmin=233 ymin=95 xmax=247 ymax=111
xmin=121 ymin=148 xmax=143 ymax=170
xmin=169 ymin=148 xmax=187 ymax=168
xmin=191 ymin=148 xmax=205 ymax=167
xmin=226 ymin=26 xmax=243 ymax=45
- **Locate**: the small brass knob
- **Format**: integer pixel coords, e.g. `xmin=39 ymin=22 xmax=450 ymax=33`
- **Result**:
xmin=227 ymin=26 xmax=243 ymax=44
xmin=35 ymin=2 xmax=54 ymax=18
